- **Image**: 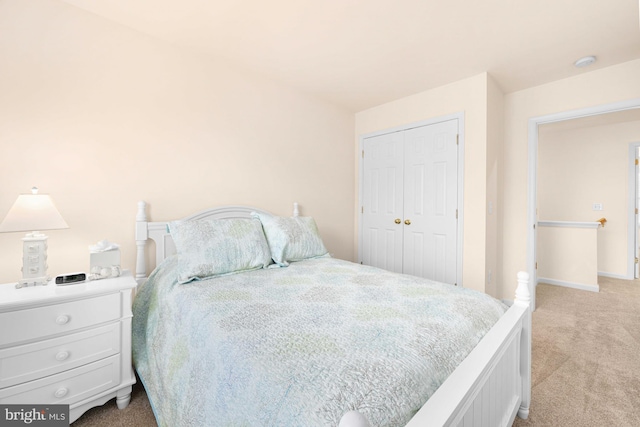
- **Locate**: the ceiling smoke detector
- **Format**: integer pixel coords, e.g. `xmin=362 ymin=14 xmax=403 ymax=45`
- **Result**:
xmin=574 ymin=56 xmax=597 ymax=68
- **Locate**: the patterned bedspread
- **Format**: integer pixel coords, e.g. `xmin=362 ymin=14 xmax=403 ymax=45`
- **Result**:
xmin=132 ymin=256 xmax=507 ymax=427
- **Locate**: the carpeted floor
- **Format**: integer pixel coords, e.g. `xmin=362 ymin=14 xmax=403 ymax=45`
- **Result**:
xmin=73 ymin=276 xmax=640 ymax=426
xmin=513 ymin=276 xmax=640 ymax=427
xmin=72 ymin=379 xmax=157 ymax=427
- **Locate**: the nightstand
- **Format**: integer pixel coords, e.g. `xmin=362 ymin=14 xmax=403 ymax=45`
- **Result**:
xmin=0 ymin=271 xmax=137 ymax=423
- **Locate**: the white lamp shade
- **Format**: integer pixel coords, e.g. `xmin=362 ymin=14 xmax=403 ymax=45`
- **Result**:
xmin=0 ymin=193 xmax=69 ymax=233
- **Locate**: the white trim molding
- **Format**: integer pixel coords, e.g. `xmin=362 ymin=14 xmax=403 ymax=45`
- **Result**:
xmin=537 ymin=277 xmax=600 ymax=293
xmin=627 ymin=142 xmax=640 ymax=280
xmin=538 ymin=220 xmax=601 ymax=229
xmin=598 ymin=271 xmax=631 ymax=280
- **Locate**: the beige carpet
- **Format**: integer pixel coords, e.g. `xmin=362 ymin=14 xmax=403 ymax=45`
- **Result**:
xmin=73 ymin=277 xmax=640 ymax=426
xmin=513 ymin=277 xmax=640 ymax=427
xmin=72 ymin=379 xmax=157 ymax=427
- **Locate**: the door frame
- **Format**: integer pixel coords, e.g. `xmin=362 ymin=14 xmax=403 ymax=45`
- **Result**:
xmin=628 ymin=142 xmax=640 ymax=279
xmin=358 ymin=111 xmax=465 ymax=286
xmin=527 ymin=98 xmax=640 ymax=310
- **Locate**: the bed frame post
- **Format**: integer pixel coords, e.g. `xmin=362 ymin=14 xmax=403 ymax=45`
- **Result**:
xmin=514 ymin=271 xmax=531 ymax=419
xmin=135 ymin=201 xmax=148 ymax=285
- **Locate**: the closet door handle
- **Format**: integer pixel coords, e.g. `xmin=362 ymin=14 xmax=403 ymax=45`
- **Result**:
xmin=404 ymin=219 xmax=411 ymax=225
xmin=395 ymin=218 xmax=401 ymax=224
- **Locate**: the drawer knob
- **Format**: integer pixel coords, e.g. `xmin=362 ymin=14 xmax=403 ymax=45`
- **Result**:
xmin=55 ymin=315 xmax=70 ymax=325
xmin=55 ymin=351 xmax=70 ymax=361
xmin=54 ymin=387 xmax=68 ymax=399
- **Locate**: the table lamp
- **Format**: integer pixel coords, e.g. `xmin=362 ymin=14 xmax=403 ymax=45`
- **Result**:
xmin=0 ymin=187 xmax=69 ymax=288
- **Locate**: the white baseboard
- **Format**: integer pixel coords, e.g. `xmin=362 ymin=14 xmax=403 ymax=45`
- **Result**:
xmin=597 ymin=271 xmax=633 ymax=280
xmin=537 ymin=277 xmax=600 ymax=293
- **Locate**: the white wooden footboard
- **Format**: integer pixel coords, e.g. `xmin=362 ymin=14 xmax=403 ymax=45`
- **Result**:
xmin=340 ymin=272 xmax=531 ymax=427
xmin=407 ymin=272 xmax=531 ymax=426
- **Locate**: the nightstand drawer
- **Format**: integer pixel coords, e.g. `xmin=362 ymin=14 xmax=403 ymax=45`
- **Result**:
xmin=0 ymin=323 xmax=121 ymax=388
xmin=0 ymin=293 xmax=122 ymax=346
xmin=0 ymin=355 xmax=121 ymax=405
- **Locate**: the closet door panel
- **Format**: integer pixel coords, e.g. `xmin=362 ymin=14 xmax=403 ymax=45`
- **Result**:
xmin=361 ymin=131 xmax=404 ymax=273
xmin=403 ymin=120 xmax=458 ymax=283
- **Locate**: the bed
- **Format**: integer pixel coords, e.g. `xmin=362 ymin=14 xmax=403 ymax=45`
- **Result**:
xmin=133 ymin=201 xmax=531 ymax=427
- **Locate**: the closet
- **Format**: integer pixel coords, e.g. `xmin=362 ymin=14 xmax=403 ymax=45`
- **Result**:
xmin=360 ymin=118 xmax=459 ymax=285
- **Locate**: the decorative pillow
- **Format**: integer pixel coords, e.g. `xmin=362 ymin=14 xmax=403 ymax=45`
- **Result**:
xmin=251 ymin=212 xmax=328 ymax=266
xmin=168 ymin=217 xmax=272 ymax=284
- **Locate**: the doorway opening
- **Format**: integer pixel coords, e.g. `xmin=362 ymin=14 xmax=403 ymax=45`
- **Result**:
xmin=527 ymin=98 xmax=640 ymax=310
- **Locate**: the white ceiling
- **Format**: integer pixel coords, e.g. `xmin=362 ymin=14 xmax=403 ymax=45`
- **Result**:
xmin=61 ymin=0 xmax=640 ymax=111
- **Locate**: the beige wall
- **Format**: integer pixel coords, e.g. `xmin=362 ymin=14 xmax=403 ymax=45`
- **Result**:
xmin=4 ymin=0 xmax=640 ymax=300
xmin=486 ymin=75 xmax=505 ymax=296
xmin=537 ymin=226 xmax=599 ymax=286
xmin=538 ymin=120 xmax=640 ymax=277
xmin=0 ymin=0 xmax=355 ymax=282
xmin=354 ymin=73 xmax=492 ymax=293
xmin=502 ymin=59 xmax=640 ymax=299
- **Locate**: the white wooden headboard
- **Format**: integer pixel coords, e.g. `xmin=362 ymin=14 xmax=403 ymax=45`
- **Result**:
xmin=134 ymin=201 xmax=300 ymax=284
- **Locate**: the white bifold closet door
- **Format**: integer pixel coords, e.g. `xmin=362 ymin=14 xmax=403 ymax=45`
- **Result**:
xmin=362 ymin=119 xmax=459 ymax=285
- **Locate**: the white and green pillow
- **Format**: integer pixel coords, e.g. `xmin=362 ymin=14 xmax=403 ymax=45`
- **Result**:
xmin=168 ymin=217 xmax=272 ymax=283
xmin=251 ymin=212 xmax=328 ymax=266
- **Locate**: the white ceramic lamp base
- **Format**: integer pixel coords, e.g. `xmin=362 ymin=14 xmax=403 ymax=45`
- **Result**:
xmin=17 ymin=232 xmax=50 ymax=288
